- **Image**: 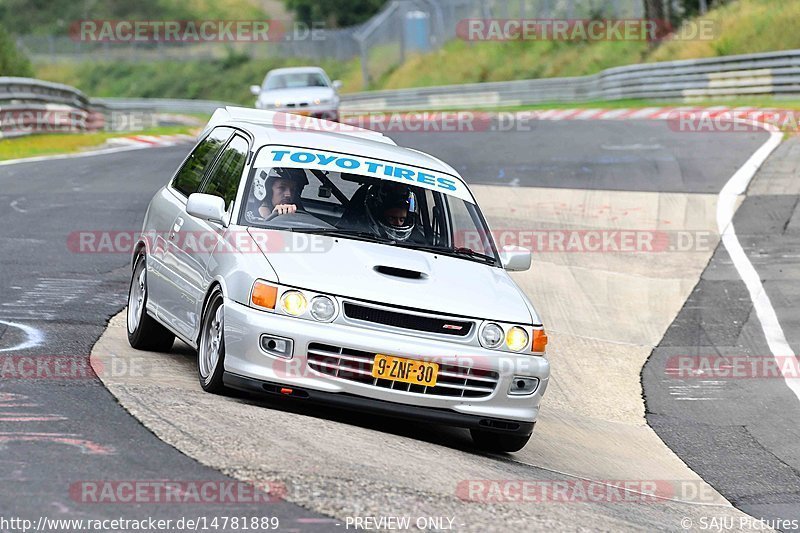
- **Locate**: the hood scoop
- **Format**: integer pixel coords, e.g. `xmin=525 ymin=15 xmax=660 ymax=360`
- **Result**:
xmin=374 ymin=265 xmax=428 ymax=280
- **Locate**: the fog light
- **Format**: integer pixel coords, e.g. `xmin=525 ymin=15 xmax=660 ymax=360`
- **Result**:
xmin=260 ymin=334 xmax=293 ymax=359
xmin=310 ymin=296 xmax=336 ymax=321
xmin=480 ymin=323 xmax=504 ymax=349
xmin=508 ymin=376 xmax=539 ymax=396
xmin=280 ymin=290 xmax=307 ymax=316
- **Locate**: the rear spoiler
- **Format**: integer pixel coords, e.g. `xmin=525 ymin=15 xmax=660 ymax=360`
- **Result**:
xmin=200 ymin=106 xmax=396 ymax=146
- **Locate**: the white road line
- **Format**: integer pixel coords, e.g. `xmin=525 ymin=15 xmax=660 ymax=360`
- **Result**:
xmin=0 ymin=320 xmax=44 ymax=353
xmin=716 ymin=121 xmax=800 ymax=398
xmin=9 ymin=198 xmax=26 ymax=213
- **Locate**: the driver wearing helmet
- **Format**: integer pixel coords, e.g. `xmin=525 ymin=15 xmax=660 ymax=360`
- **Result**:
xmin=255 ymin=167 xmax=309 ymax=218
xmin=365 ymin=182 xmax=418 ymax=242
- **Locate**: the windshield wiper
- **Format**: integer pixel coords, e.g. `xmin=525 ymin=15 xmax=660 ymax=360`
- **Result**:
xmin=395 ymin=243 xmax=497 ymax=265
xmin=288 ymin=228 xmax=395 ymax=243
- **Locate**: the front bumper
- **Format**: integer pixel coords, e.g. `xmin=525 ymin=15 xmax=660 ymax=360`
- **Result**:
xmin=224 ymin=373 xmax=535 ymax=436
xmin=223 ymin=299 xmax=549 ymax=427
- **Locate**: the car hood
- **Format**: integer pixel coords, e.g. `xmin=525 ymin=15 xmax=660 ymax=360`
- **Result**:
xmin=259 ymin=87 xmax=336 ymax=105
xmin=248 ymin=228 xmax=535 ymax=324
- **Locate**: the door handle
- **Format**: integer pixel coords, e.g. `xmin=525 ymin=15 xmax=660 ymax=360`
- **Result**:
xmin=170 ymin=217 xmax=184 ymax=240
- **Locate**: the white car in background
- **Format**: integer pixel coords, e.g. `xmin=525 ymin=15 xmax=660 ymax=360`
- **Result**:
xmin=126 ymin=107 xmax=549 ymax=452
xmin=251 ymin=66 xmax=341 ymax=121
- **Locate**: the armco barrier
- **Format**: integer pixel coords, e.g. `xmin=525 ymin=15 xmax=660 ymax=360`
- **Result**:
xmin=339 ymin=49 xmax=800 ymax=112
xmin=89 ymin=97 xmax=229 ymax=115
xmin=5 ymin=48 xmax=800 ymax=132
xmin=0 ymin=77 xmax=156 ymax=137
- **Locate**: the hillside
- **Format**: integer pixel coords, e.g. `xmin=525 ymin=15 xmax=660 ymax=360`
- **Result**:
xmin=31 ymin=0 xmax=800 ymax=103
xmin=379 ymin=0 xmax=800 ymax=90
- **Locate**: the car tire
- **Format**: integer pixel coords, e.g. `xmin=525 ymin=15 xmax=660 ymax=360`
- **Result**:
xmin=470 ymin=428 xmax=532 ymax=453
xmin=198 ymin=287 xmax=227 ymax=393
xmin=127 ymin=254 xmax=175 ymax=352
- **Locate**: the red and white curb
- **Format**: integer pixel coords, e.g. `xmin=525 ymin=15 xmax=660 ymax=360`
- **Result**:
xmin=0 ymin=134 xmax=196 ymax=167
xmin=106 ymin=133 xmax=195 ymax=147
xmin=519 ymin=106 xmax=783 ymax=122
xmin=340 ymin=106 xmax=800 ymax=131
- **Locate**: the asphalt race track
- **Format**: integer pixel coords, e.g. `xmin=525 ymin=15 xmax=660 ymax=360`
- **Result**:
xmin=0 ymin=148 xmax=331 ymax=528
xmin=644 ymin=137 xmax=800 ymax=527
xmin=2 ymin=119 xmax=797 ymax=531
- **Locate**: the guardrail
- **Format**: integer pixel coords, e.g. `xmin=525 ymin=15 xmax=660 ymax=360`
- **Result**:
xmin=89 ymin=97 xmax=229 ymax=115
xmin=5 ymin=48 xmax=800 ymax=136
xmin=339 ymin=49 xmax=800 ymax=112
xmin=0 ymin=77 xmax=160 ymax=137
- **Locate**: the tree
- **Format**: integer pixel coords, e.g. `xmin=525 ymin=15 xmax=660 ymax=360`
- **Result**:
xmin=0 ymin=25 xmax=32 ymax=76
xmin=644 ymin=0 xmax=666 ymax=21
xmin=284 ymin=0 xmax=387 ymax=28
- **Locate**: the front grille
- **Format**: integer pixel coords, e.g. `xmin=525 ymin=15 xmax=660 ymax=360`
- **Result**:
xmin=306 ymin=343 xmax=499 ymax=399
xmin=343 ymin=302 xmax=473 ymax=337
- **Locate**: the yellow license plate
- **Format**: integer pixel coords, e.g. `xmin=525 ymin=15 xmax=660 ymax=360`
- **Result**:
xmin=372 ymin=354 xmax=439 ymax=387
xmin=293 ymin=110 xmax=311 ymax=116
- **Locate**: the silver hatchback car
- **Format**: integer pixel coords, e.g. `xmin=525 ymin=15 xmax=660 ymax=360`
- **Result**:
xmin=127 ymin=107 xmax=549 ymax=452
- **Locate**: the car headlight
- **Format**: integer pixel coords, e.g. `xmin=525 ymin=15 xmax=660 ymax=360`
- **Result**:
xmin=314 ymin=98 xmax=333 ymax=106
xmin=280 ymin=290 xmax=307 ymax=316
xmin=310 ymin=295 xmax=336 ymax=321
xmin=480 ymin=323 xmax=504 ymax=349
xmin=505 ymin=326 xmax=529 ymax=352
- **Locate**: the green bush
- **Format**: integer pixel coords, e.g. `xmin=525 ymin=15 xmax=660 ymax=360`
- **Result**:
xmin=40 ymin=50 xmax=359 ymax=103
xmin=0 ymin=25 xmax=32 ymax=76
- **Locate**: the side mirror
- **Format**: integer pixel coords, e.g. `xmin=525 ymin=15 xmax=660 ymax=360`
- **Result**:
xmin=187 ymin=193 xmax=227 ymax=226
xmin=250 ymin=85 xmax=261 ymax=96
xmin=332 ymin=80 xmax=343 ymax=91
xmin=499 ymin=245 xmax=531 ymax=272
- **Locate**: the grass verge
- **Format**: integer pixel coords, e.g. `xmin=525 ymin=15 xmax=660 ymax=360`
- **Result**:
xmin=0 ymin=125 xmax=195 ymax=161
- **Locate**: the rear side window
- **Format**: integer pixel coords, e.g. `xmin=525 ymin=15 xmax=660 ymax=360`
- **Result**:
xmin=201 ymin=135 xmax=249 ymax=211
xmin=172 ymin=127 xmax=233 ymax=196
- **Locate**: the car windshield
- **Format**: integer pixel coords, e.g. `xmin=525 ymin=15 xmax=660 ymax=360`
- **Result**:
xmin=239 ymin=164 xmax=500 ymax=265
xmin=264 ymin=72 xmax=329 ymax=90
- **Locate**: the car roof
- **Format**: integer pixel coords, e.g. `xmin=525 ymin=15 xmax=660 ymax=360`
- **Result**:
xmin=266 ymin=66 xmax=327 ymax=76
xmin=203 ymin=107 xmax=462 ymax=178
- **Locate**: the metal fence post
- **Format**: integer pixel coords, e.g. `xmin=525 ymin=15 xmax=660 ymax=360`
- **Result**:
xmin=358 ymin=38 xmax=370 ymax=89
